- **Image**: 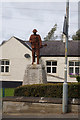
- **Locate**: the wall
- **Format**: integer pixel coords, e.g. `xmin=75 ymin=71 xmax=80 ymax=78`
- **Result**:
xmin=3 ymin=97 xmax=79 ymax=114
xmin=0 ymin=37 xmax=32 ymax=82
xmin=40 ymin=57 xmax=79 ymax=82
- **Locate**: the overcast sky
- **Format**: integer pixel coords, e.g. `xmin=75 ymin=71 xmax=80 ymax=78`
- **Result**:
xmin=0 ymin=1 xmax=79 ymax=43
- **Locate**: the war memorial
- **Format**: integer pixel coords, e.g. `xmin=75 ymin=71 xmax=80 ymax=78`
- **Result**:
xmin=23 ymin=29 xmax=47 ymax=85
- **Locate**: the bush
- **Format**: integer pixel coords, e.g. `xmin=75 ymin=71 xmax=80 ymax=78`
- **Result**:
xmin=14 ymin=83 xmax=80 ymax=98
xmin=68 ymin=83 xmax=79 ymax=98
xmin=76 ymin=76 xmax=80 ymax=82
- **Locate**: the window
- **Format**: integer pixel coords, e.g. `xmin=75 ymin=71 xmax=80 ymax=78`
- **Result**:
xmin=0 ymin=60 xmax=10 ymax=73
xmin=69 ymin=61 xmax=80 ymax=75
xmin=46 ymin=61 xmax=57 ymax=73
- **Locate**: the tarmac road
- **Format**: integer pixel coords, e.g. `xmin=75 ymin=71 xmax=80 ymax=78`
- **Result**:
xmin=2 ymin=113 xmax=79 ymax=120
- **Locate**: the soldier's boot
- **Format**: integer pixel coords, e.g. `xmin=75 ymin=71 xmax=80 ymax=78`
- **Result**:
xmin=37 ymin=56 xmax=39 ymax=64
xmin=32 ymin=51 xmax=35 ymax=64
xmin=32 ymin=58 xmax=35 ymax=64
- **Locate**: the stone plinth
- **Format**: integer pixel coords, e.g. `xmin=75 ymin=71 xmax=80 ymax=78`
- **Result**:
xmin=23 ymin=64 xmax=47 ymax=85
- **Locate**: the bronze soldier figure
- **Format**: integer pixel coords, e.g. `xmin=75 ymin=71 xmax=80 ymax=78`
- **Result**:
xmin=29 ymin=29 xmax=42 ymax=64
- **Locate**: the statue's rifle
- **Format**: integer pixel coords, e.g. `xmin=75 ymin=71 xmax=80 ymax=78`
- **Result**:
xmin=40 ymin=44 xmax=47 ymax=48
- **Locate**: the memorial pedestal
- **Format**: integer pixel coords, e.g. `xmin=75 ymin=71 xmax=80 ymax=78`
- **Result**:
xmin=23 ymin=64 xmax=47 ymax=85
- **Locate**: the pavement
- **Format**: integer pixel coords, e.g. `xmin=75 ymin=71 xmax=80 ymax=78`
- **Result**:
xmin=0 ymin=108 xmax=2 ymax=120
xmin=0 ymin=113 xmax=2 ymax=120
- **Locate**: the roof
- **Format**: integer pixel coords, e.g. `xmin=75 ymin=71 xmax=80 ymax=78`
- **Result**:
xmin=13 ymin=37 xmax=80 ymax=57
xmin=1 ymin=36 xmax=80 ymax=57
xmin=40 ymin=41 xmax=80 ymax=57
xmin=14 ymin=36 xmax=32 ymax=51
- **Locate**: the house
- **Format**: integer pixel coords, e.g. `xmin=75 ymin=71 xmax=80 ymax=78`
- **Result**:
xmin=0 ymin=36 xmax=80 ymax=88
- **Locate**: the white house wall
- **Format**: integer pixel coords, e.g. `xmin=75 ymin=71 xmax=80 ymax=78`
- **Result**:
xmin=40 ymin=57 xmax=79 ymax=82
xmin=0 ymin=37 xmax=79 ymax=83
xmin=68 ymin=57 xmax=79 ymax=82
xmin=0 ymin=37 xmax=32 ymax=82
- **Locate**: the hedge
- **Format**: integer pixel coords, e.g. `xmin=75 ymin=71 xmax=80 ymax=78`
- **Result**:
xmin=76 ymin=76 xmax=80 ymax=82
xmin=14 ymin=83 xmax=80 ymax=98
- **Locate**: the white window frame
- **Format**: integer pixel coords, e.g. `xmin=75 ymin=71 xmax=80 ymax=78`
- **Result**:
xmin=0 ymin=59 xmax=10 ymax=73
xmin=46 ymin=61 xmax=57 ymax=74
xmin=69 ymin=61 xmax=80 ymax=75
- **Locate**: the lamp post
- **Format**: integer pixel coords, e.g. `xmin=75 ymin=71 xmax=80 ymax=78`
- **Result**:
xmin=62 ymin=0 xmax=69 ymax=113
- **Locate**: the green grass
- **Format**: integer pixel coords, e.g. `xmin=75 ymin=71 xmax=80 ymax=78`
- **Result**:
xmin=0 ymin=88 xmax=15 ymax=97
xmin=0 ymin=88 xmax=2 ymax=98
xmin=5 ymin=88 xmax=14 ymax=97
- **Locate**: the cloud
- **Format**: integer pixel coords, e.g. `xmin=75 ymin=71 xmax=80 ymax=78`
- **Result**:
xmin=2 ymin=3 xmax=14 ymax=19
xmin=0 ymin=1 xmax=78 ymax=44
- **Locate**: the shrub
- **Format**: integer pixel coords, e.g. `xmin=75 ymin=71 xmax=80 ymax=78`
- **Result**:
xmin=76 ymin=76 xmax=80 ymax=82
xmin=68 ymin=83 xmax=79 ymax=98
xmin=14 ymin=83 xmax=80 ymax=98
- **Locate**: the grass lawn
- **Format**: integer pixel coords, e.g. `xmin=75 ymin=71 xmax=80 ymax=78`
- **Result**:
xmin=0 ymin=88 xmax=15 ymax=97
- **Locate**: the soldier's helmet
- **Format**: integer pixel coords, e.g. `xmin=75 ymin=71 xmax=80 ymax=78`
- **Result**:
xmin=33 ymin=29 xmax=37 ymax=33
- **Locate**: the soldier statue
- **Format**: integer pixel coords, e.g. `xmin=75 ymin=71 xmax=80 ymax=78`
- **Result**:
xmin=29 ymin=29 xmax=42 ymax=64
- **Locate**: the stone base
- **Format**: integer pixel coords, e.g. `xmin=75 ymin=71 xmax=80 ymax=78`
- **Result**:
xmin=23 ymin=64 xmax=47 ymax=85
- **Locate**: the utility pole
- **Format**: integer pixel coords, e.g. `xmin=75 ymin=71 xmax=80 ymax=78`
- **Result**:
xmin=62 ymin=0 xmax=69 ymax=113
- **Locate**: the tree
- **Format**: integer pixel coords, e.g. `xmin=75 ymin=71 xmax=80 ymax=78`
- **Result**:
xmin=72 ymin=29 xmax=80 ymax=40
xmin=44 ymin=24 xmax=57 ymax=41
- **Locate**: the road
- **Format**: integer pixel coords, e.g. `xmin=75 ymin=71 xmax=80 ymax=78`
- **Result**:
xmin=2 ymin=113 xmax=79 ymax=119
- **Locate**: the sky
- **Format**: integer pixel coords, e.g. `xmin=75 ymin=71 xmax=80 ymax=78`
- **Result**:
xmin=0 ymin=0 xmax=79 ymax=43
